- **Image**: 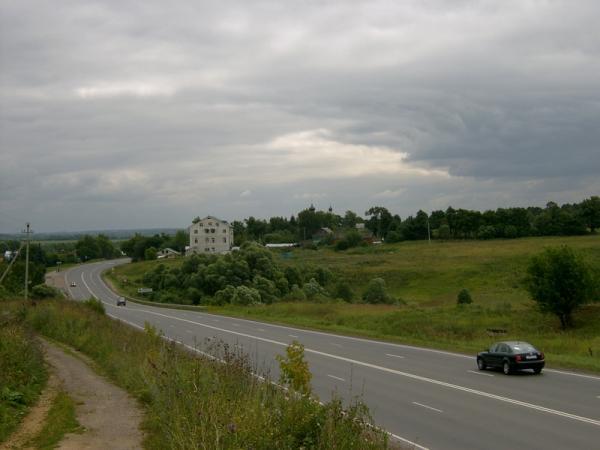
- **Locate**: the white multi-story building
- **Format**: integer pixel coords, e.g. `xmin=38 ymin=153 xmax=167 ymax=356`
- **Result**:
xmin=187 ymin=215 xmax=233 ymax=255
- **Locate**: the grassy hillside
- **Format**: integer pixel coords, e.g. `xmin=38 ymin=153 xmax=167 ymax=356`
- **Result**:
xmin=278 ymin=235 xmax=600 ymax=308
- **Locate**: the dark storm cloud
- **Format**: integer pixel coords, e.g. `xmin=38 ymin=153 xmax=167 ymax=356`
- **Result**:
xmin=1 ymin=0 xmax=598 ymax=231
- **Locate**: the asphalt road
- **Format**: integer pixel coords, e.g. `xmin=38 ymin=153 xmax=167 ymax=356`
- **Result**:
xmin=63 ymin=259 xmax=600 ymax=450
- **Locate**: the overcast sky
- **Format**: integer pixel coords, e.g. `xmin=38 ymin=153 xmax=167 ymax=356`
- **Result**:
xmin=1 ymin=0 xmax=599 ymax=232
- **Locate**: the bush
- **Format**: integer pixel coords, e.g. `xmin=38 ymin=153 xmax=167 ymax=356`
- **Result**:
xmin=232 ymin=286 xmax=261 ymax=305
xmin=303 ymin=278 xmax=327 ymax=300
xmin=335 ymin=230 xmax=363 ymax=251
xmin=214 ymin=285 xmax=236 ymax=305
xmin=333 ymin=281 xmax=354 ymax=302
xmin=285 ymin=284 xmax=307 ymax=301
xmin=457 ymin=288 xmax=473 ymax=305
xmin=84 ymin=297 xmax=105 ymax=314
xmin=362 ymin=278 xmax=394 ymax=304
xmin=31 ymin=284 xmax=63 ymax=299
xmin=276 ymin=341 xmax=312 ymax=395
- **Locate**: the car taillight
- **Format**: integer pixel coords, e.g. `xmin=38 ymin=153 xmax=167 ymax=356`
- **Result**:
xmin=515 ymin=355 xmax=522 ymax=361
xmin=540 ymin=352 xmax=544 ymax=360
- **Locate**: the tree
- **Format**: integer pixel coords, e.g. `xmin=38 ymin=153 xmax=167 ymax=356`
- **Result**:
xmin=525 ymin=246 xmax=597 ymax=329
xmin=580 ymin=196 xmax=600 ymax=233
xmin=362 ymin=278 xmax=394 ymax=304
xmin=144 ymin=247 xmax=158 ymax=260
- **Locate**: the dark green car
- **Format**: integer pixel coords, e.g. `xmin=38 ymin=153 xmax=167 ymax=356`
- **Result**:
xmin=477 ymin=341 xmax=545 ymax=375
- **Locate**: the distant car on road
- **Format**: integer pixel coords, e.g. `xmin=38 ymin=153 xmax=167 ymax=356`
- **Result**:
xmin=70 ymin=281 xmax=76 ymax=287
xmin=117 ymin=297 xmax=126 ymax=306
xmin=477 ymin=341 xmax=545 ymax=375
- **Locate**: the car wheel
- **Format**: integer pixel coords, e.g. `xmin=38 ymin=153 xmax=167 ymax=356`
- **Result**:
xmin=477 ymin=358 xmax=486 ymax=370
xmin=533 ymin=367 xmax=542 ymax=375
xmin=502 ymin=361 xmax=512 ymax=375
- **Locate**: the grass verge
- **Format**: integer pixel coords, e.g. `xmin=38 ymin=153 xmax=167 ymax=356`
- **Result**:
xmin=5 ymin=299 xmax=390 ymax=449
xmin=0 ymin=314 xmax=47 ymax=444
xmin=27 ymin=390 xmax=82 ymax=449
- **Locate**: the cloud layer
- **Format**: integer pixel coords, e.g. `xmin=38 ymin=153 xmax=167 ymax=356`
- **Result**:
xmin=1 ymin=0 xmax=598 ymax=231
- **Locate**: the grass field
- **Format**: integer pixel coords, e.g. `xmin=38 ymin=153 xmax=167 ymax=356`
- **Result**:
xmin=109 ymin=235 xmax=600 ymax=372
xmin=3 ymin=299 xmax=390 ymax=449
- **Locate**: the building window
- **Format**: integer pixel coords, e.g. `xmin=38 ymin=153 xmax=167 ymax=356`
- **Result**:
xmin=205 ymin=237 xmax=209 ymax=243
xmin=211 ymin=229 xmax=215 ymax=233
xmin=194 ymin=238 xmax=198 ymax=244
xmin=194 ymin=229 xmax=198 ymax=234
xmin=205 ymin=229 xmax=209 ymax=233
xmin=212 ymin=247 xmax=215 ymax=252
xmin=223 ymin=237 xmax=227 ymax=243
xmin=211 ymin=238 xmax=215 ymax=243
xmin=205 ymin=247 xmax=210 ymax=252
xmin=223 ymin=229 xmax=226 ymax=233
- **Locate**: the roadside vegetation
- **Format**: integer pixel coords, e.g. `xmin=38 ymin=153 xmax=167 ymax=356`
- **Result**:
xmin=0 ymin=315 xmax=47 ymax=443
xmin=27 ymin=390 xmax=82 ymax=449
xmin=2 ymin=298 xmax=390 ymax=449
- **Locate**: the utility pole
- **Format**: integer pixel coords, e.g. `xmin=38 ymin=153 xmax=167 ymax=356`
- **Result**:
xmin=22 ymin=223 xmax=33 ymax=301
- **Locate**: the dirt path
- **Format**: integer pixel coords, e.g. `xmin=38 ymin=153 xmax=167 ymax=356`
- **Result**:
xmin=2 ymin=340 xmax=144 ymax=450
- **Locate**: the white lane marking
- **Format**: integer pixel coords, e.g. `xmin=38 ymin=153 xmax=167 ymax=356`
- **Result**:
xmin=544 ymin=369 xmax=600 ymax=381
xmin=288 ymin=334 xmax=299 ymax=338
xmin=386 ymin=353 xmax=405 ymax=359
xmin=330 ymin=343 xmax=343 ymax=348
xmin=117 ymin=307 xmax=600 ymax=427
xmin=412 ymin=402 xmax=443 ymax=413
xmin=213 ymin=319 xmax=219 ymax=322
xmin=328 ymin=374 xmax=346 ymax=382
xmin=468 ymin=370 xmax=494 ymax=377
xmin=80 ymin=272 xmax=97 ymax=299
xmin=257 ymin=328 xmax=266 ymax=332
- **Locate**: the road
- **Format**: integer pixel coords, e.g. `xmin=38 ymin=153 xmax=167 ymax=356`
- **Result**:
xmin=63 ymin=259 xmax=600 ymax=450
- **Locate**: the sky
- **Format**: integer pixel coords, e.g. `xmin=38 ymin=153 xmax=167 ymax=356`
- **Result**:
xmin=1 ymin=0 xmax=599 ymax=233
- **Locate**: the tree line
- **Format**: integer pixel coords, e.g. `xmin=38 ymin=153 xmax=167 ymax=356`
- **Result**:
xmin=233 ymin=196 xmax=600 ymax=245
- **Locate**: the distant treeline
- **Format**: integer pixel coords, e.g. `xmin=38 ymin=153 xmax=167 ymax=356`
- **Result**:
xmin=233 ymin=196 xmax=600 ymax=245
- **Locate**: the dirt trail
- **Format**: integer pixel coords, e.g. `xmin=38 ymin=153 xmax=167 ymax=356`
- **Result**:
xmin=2 ymin=340 xmax=144 ymax=450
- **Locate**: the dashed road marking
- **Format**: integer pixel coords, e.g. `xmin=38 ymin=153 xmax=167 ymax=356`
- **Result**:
xmin=289 ymin=334 xmax=299 ymax=338
xmin=386 ymin=353 xmax=405 ymax=359
xmin=412 ymin=402 xmax=443 ymax=413
xmin=328 ymin=374 xmax=346 ymax=382
xmin=468 ymin=370 xmax=494 ymax=377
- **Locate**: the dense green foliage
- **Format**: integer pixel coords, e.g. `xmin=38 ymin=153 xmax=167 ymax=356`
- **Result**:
xmin=14 ymin=299 xmax=388 ymax=449
xmin=526 ymin=247 xmax=598 ymax=328
xmin=135 ymin=242 xmax=349 ymax=305
xmin=120 ymin=230 xmax=188 ymax=261
xmin=75 ymin=234 xmax=121 ymax=261
xmin=0 ymin=320 xmax=47 ymax=443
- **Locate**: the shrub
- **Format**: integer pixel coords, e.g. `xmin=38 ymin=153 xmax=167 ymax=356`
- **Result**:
xmin=276 ymin=341 xmax=312 ymax=395
xmin=457 ymin=288 xmax=473 ymax=305
xmin=84 ymin=297 xmax=105 ymax=314
xmin=31 ymin=284 xmax=63 ymax=299
xmin=144 ymin=247 xmax=158 ymax=261
xmin=333 ymin=281 xmax=354 ymax=302
xmin=362 ymin=278 xmax=394 ymax=304
xmin=285 ymin=284 xmax=307 ymax=301
xmin=232 ymin=286 xmax=261 ymax=305
xmin=302 ymin=278 xmax=327 ymax=300
xmin=214 ymin=285 xmax=236 ymax=305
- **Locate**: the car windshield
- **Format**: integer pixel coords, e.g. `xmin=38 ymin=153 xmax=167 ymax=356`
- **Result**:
xmin=510 ymin=343 xmax=537 ymax=353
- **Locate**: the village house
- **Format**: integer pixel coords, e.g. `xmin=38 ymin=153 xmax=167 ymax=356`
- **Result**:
xmin=187 ymin=215 xmax=233 ymax=255
xmin=156 ymin=247 xmax=180 ymax=259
